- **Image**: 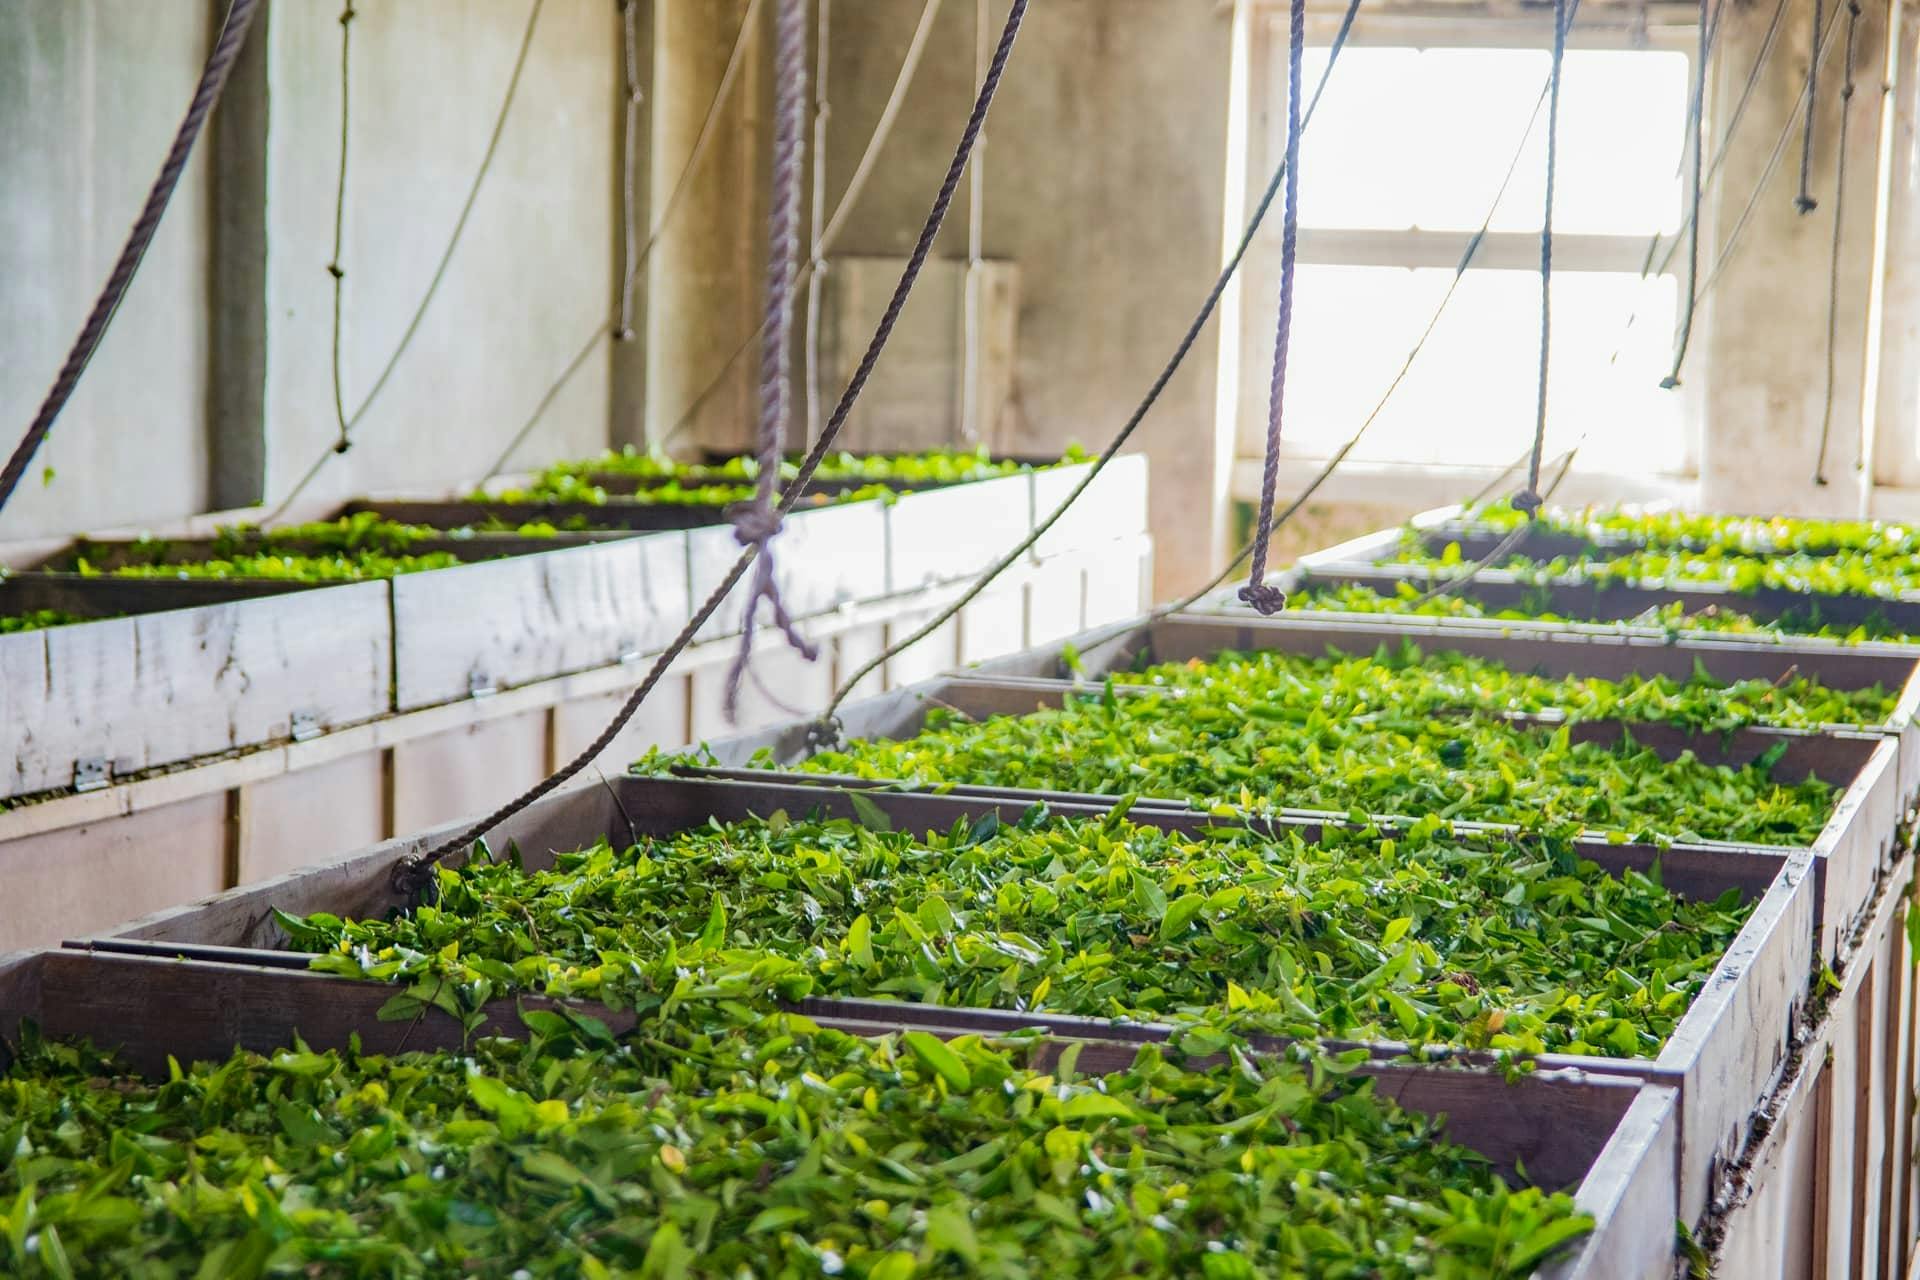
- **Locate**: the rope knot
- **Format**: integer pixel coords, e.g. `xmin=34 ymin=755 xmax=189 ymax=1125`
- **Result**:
xmin=1237 ymin=582 xmax=1289 ymax=615
xmin=1511 ymin=488 xmax=1545 ymax=519
xmin=805 ymin=716 xmax=844 ymax=753
xmin=331 ymin=438 xmax=353 ymax=455
xmin=389 ymin=854 xmax=430 ymax=898
xmin=727 ymin=502 xmax=784 ymax=546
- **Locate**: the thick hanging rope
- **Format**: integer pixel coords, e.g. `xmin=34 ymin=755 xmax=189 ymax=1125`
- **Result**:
xmin=723 ymin=0 xmax=817 ymax=721
xmin=391 ymin=0 xmax=1031 ymax=896
xmin=812 ymin=0 xmax=1367 ymax=743
xmin=617 ymin=0 xmax=646 ymax=339
xmin=1513 ymin=0 xmax=1569 ymax=521
xmin=1796 ymin=0 xmax=1825 ymax=213
xmin=1813 ymin=0 xmax=1863 ymax=485
xmin=0 ymin=0 xmax=263 ymax=517
xmin=1662 ymin=0 xmax=1712 ymax=389
xmin=1237 ymin=0 xmax=1308 ymax=615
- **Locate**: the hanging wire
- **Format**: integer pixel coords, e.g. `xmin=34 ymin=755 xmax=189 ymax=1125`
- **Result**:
xmin=390 ymin=0 xmax=1032 ymax=896
xmin=1813 ymin=0 xmax=1864 ymax=485
xmin=265 ymin=0 xmax=547 ymax=524
xmin=0 ymin=0 xmax=265 ymax=516
xmin=1237 ymin=0 xmax=1308 ymax=614
xmin=1795 ymin=0 xmax=1826 ymax=213
xmin=1513 ymin=0 xmax=1570 ymax=519
xmin=810 ymin=0 xmax=1368 ymax=738
xmin=1660 ymin=0 xmax=1713 ymax=388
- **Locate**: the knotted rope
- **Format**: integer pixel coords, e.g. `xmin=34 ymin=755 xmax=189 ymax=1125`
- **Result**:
xmin=723 ymin=0 xmax=816 ymax=720
xmin=1238 ymin=0 xmax=1307 ymax=614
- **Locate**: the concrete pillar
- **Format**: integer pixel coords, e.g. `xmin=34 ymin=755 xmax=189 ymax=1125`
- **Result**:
xmin=644 ymin=0 xmax=765 ymax=456
xmin=608 ymin=0 xmax=652 ymax=452
xmin=1867 ymin=0 xmax=1920 ymax=495
xmin=207 ymin=0 xmax=270 ymax=509
xmin=1700 ymin=0 xmax=1890 ymax=514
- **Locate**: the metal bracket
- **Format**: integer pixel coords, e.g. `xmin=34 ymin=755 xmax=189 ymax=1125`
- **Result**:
xmin=74 ymin=757 xmax=110 ymax=792
xmin=469 ymin=671 xmax=499 ymax=698
xmin=290 ymin=709 xmax=323 ymax=742
xmin=617 ymin=636 xmax=642 ymax=664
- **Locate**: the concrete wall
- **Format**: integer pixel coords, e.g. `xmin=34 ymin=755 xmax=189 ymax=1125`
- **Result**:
xmin=815 ymin=0 xmax=1238 ymax=595
xmin=0 ymin=0 xmax=619 ymax=541
xmin=0 ymin=1 xmax=216 ymax=541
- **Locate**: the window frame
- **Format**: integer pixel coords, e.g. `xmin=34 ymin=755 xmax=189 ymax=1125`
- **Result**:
xmin=1229 ymin=3 xmax=1705 ymax=509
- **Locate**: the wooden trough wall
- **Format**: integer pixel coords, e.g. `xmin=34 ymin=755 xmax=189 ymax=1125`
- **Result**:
xmin=0 ymin=457 xmax=1150 ymax=952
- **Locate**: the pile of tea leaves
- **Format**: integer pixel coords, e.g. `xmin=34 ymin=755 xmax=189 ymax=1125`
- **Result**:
xmin=288 ymin=808 xmax=1746 ymax=1060
xmin=1111 ymin=641 xmax=1894 ymax=732
xmin=1284 ymin=583 xmax=1898 ymax=643
xmin=0 ymin=1010 xmax=1591 ymax=1278
xmin=791 ymin=674 xmax=1836 ymax=846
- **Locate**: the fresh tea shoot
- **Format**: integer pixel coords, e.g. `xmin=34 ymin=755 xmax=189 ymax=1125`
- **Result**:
xmin=0 ymin=1013 xmax=1591 ymax=1278
xmin=289 ymin=811 xmax=1747 ymax=1059
xmin=793 ymin=682 xmax=1837 ymax=845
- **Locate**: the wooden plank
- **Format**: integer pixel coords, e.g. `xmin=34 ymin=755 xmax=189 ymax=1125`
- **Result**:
xmin=884 ymin=473 xmax=1033 ymax=593
xmin=0 ymin=794 xmax=227 ymax=952
xmin=548 ymin=675 xmax=692 ymax=773
xmin=882 ymin=606 xmax=960 ymax=689
xmin=1540 ymin=1084 xmax=1681 ymax=1280
xmin=958 ymin=587 xmax=1024 ymax=665
xmin=390 ymin=708 xmax=549 ymax=837
xmin=236 ymin=749 xmax=387 ymax=887
xmin=390 ymin=533 xmax=692 ymax=710
xmin=687 ymin=642 xmax=837 ymax=740
xmin=1025 ymin=554 xmax=1086 ymax=650
xmin=688 ymin=503 xmax=890 ymax=643
xmin=2 ymin=582 xmax=392 ymax=800
xmin=1081 ymin=537 xmax=1154 ymax=630
xmin=1031 ymin=454 xmax=1151 ymax=559
xmin=831 ymin=622 xmax=888 ymax=707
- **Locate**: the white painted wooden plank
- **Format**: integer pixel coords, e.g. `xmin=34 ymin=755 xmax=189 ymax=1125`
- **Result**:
xmin=832 ymin=623 xmax=888 ymax=707
xmin=958 ymin=587 xmax=1024 ymax=666
xmin=885 ymin=474 xmax=1033 ymax=592
xmin=549 ymin=676 xmax=693 ymax=774
xmin=1032 ymin=454 xmax=1150 ymax=559
xmin=390 ymin=708 xmax=549 ymax=837
xmin=1543 ymin=1084 xmax=1681 ymax=1280
xmin=0 ymin=793 xmax=226 ymax=952
xmin=237 ymin=750 xmax=388 ymax=887
xmin=883 ymin=607 xmax=960 ymax=690
xmin=392 ymin=536 xmax=691 ymax=711
xmin=1026 ymin=555 xmax=1086 ymax=650
xmin=1082 ymin=536 xmax=1154 ymax=628
xmin=687 ymin=643 xmax=836 ymax=740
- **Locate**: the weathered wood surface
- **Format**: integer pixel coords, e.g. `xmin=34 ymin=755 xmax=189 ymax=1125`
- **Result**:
xmin=688 ymin=502 xmax=890 ymax=642
xmin=885 ymin=473 xmax=1033 ymax=592
xmin=1708 ymin=854 xmax=1917 ymax=1279
xmin=1031 ymin=455 xmax=1151 ymax=560
xmin=391 ymin=533 xmax=691 ymax=709
xmin=77 ymin=769 xmax=1808 ymax=1247
xmin=1 ymin=580 xmax=392 ymax=799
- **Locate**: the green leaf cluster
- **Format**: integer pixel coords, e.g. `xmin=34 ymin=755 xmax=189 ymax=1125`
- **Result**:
xmin=0 ymin=1012 xmax=1591 ymax=1277
xmin=1118 ymin=641 xmax=1895 ymax=731
xmin=1467 ymin=500 xmax=1920 ymax=559
xmin=289 ymin=810 xmax=1746 ymax=1059
xmin=797 ymin=672 xmax=1838 ymax=846
xmin=0 ymin=610 xmax=83 ymax=637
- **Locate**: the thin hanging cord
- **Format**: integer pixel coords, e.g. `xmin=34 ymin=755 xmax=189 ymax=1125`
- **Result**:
xmin=1237 ymin=0 xmax=1307 ymax=614
xmin=723 ymin=0 xmax=816 ymax=721
xmin=0 ymin=0 xmax=264 ymax=516
xmin=1813 ymin=0 xmax=1863 ymax=485
xmin=812 ymin=0 xmax=1367 ymax=737
xmin=391 ymin=0 xmax=1031 ymax=895
xmin=1661 ymin=0 xmax=1712 ymax=389
xmin=1160 ymin=37 xmax=1568 ymax=620
xmin=1796 ymin=0 xmax=1825 ymax=213
xmin=266 ymin=0 xmax=548 ymax=521
xmin=1514 ymin=0 xmax=1569 ymax=520
xmin=646 ymin=0 xmax=948 ymax=457
xmin=473 ymin=0 xmax=765 ymax=479
xmin=617 ymin=0 xmax=645 ymax=338
xmin=803 ymin=0 xmax=833 ymax=447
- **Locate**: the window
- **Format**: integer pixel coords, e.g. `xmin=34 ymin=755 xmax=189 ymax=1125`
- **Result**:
xmin=1233 ymin=20 xmax=1698 ymax=485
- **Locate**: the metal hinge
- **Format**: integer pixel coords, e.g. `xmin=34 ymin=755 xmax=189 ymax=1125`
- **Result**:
xmin=290 ymin=709 xmax=324 ymax=742
xmin=74 ymin=757 xmax=110 ymax=792
xmin=469 ymin=671 xmax=499 ymax=698
xmin=618 ymin=636 xmax=643 ymax=664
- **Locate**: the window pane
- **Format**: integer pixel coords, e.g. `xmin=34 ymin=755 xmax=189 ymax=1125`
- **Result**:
xmin=1295 ymin=47 xmax=1686 ymax=236
xmin=1274 ymin=265 xmax=1685 ymax=473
